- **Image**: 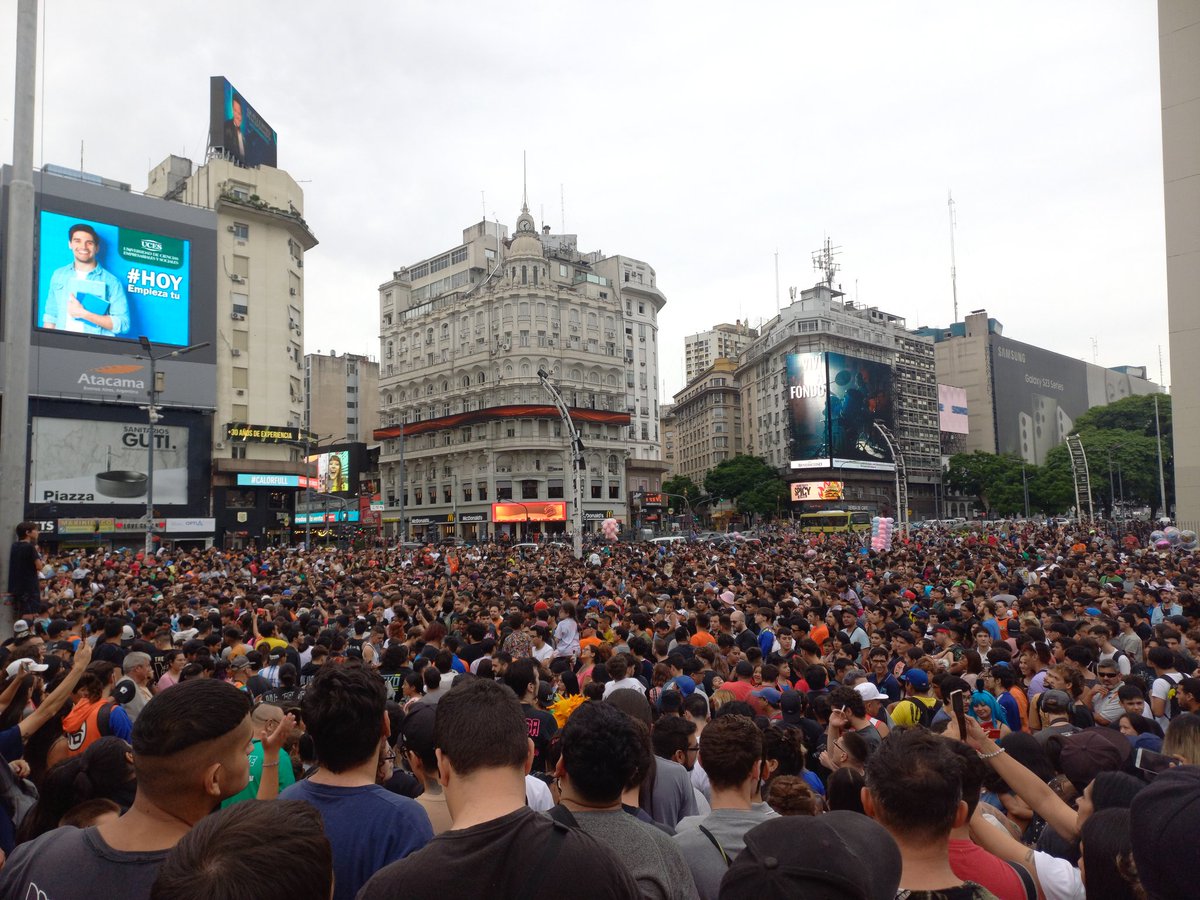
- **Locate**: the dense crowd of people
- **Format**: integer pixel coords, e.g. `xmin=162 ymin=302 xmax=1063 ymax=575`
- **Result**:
xmin=0 ymin=517 xmax=1198 ymax=899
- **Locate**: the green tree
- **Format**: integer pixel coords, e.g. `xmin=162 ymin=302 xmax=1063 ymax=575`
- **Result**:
xmin=945 ymin=451 xmax=1029 ymax=515
xmin=704 ymin=455 xmax=787 ymax=518
xmin=1042 ymin=427 xmax=1168 ymax=517
xmin=662 ymin=474 xmax=702 ymax=508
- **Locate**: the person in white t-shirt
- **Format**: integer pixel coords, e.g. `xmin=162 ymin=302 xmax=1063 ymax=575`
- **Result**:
xmin=530 ymin=626 xmax=555 ymax=665
xmin=601 ymin=655 xmax=646 ymax=699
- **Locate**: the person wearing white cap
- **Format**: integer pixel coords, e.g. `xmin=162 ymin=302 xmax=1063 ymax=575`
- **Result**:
xmin=4 ymin=658 xmax=49 ymax=679
xmin=854 ymin=681 xmax=893 ymax=738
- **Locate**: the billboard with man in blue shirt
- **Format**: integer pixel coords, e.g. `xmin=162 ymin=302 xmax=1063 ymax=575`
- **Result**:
xmin=37 ymin=210 xmax=191 ymax=346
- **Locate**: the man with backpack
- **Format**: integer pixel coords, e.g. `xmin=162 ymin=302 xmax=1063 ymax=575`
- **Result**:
xmin=1148 ymin=645 xmax=1185 ymax=731
xmin=674 ymin=715 xmax=775 ymax=900
xmin=889 ymin=668 xmax=939 ymax=729
xmin=62 ymin=664 xmax=133 ymax=754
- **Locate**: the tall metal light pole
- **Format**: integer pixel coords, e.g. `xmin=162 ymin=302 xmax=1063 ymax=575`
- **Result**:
xmin=537 ymin=368 xmax=584 ymax=559
xmin=136 ymin=338 xmax=209 ymax=557
xmin=1021 ymin=464 xmax=1031 ymax=520
xmin=1 ymin=0 xmax=38 ymax=641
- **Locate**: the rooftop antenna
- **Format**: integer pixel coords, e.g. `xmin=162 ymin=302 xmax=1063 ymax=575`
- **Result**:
xmin=1159 ymin=344 xmax=1165 ymax=388
xmin=522 ymin=151 xmax=528 ymax=213
xmin=1090 ymin=337 xmax=1098 ymax=363
xmin=560 ymin=183 xmax=565 ymax=232
xmin=774 ymin=249 xmax=780 ymax=313
xmin=948 ymin=190 xmax=959 ymax=322
xmin=812 ymin=236 xmax=841 ymax=291
xmin=481 ymin=190 xmax=486 ymax=220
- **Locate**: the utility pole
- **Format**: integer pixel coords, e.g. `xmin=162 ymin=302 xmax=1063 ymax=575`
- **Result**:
xmin=1 ymin=0 xmax=39 ymax=641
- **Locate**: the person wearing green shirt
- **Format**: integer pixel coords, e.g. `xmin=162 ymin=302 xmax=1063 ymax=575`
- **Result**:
xmin=222 ymin=703 xmax=295 ymax=807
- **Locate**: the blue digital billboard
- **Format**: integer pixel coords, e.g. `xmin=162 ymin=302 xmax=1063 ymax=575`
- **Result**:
xmin=37 ymin=210 xmax=191 ymax=346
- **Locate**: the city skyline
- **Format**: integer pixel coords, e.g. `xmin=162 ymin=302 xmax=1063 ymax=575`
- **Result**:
xmin=0 ymin=2 xmax=1170 ymax=401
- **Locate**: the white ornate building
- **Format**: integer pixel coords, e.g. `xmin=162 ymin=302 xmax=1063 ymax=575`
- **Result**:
xmin=374 ymin=201 xmax=668 ymax=540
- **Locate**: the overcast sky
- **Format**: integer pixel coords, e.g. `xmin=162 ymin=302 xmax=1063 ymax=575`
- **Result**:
xmin=0 ymin=1 xmax=1170 ymax=401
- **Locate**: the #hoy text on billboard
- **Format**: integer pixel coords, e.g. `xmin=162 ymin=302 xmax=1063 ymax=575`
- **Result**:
xmin=36 ymin=211 xmax=191 ymax=346
xmin=30 ymin=418 xmax=188 ymax=505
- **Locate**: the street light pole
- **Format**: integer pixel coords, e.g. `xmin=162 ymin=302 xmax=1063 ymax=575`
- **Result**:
xmin=537 ymin=369 xmax=584 ymax=560
xmin=136 ymin=337 xmax=209 ymax=557
xmin=1021 ymin=464 xmax=1031 ymax=520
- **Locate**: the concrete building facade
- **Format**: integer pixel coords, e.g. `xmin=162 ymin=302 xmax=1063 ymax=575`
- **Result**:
xmin=684 ymin=321 xmax=758 ymax=383
xmin=147 ymin=155 xmax=318 ymax=546
xmin=660 ymin=404 xmax=677 ymax=477
xmin=305 ymin=350 xmax=379 ymax=444
xmin=671 ymin=358 xmax=743 ymax=485
xmin=1160 ymin=1 xmax=1200 ymax=523
xmin=922 ymin=310 xmax=1160 ymax=467
xmin=738 ymin=283 xmax=941 ymax=519
xmin=373 ymin=202 xmax=667 ymax=541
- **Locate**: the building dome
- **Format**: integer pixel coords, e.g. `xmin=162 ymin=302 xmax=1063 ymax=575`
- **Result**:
xmin=509 ymin=205 xmax=543 ymax=258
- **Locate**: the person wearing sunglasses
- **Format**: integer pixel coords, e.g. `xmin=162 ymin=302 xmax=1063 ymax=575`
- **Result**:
xmin=1091 ymin=662 xmax=1126 ymax=726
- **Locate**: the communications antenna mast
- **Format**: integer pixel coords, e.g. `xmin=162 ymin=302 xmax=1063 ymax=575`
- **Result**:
xmin=948 ymin=191 xmax=959 ymax=322
xmin=812 ymin=237 xmax=841 ymax=291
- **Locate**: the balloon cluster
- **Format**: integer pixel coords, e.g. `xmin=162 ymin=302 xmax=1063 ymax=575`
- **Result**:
xmin=1150 ymin=527 xmax=1198 ymax=552
xmin=601 ymin=517 xmax=619 ymax=541
xmin=871 ymin=517 xmax=895 ymax=553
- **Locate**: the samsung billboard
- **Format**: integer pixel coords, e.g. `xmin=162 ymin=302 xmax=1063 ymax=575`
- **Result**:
xmin=989 ymin=336 xmax=1089 ymax=466
xmin=209 ymin=77 xmax=278 ymax=169
xmin=786 ymin=352 xmax=896 ymax=472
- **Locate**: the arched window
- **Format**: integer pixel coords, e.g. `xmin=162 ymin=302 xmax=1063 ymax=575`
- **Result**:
xmin=521 ymin=266 xmax=528 ymax=284
xmin=461 ymin=375 xmax=470 ymax=388
xmin=477 ymin=371 xmax=486 ymax=384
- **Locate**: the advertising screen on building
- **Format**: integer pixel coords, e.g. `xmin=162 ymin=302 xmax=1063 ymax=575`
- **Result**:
xmin=36 ymin=210 xmax=191 ymax=346
xmin=790 ymin=481 xmax=844 ymax=502
xmin=29 ymin=417 xmax=189 ymax=506
xmin=990 ymin=336 xmax=1089 ymax=466
xmin=306 ymin=450 xmax=351 ymax=494
xmin=209 ymin=77 xmax=278 ymax=168
xmin=492 ymin=501 xmax=567 ymax=523
xmin=785 ymin=352 xmax=830 ymax=469
xmin=938 ymin=384 xmax=969 ymax=434
xmin=825 ymin=352 xmax=895 ymax=471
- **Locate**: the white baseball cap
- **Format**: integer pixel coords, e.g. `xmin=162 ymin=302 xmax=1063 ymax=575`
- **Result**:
xmin=854 ymin=682 xmax=887 ymax=703
xmin=5 ymin=659 xmax=49 ymax=678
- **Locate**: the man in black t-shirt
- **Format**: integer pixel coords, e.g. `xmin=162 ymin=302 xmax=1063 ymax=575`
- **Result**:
xmin=503 ymin=658 xmax=557 ymax=773
xmin=358 ymin=678 xmax=637 ymax=900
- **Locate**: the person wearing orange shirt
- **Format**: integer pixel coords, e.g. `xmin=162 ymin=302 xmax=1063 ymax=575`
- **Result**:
xmin=807 ymin=609 xmax=830 ymax=654
xmin=689 ymin=613 xmax=718 ymax=648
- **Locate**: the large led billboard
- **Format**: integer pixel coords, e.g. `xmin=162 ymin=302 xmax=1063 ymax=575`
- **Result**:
xmin=36 ymin=210 xmax=190 ymax=346
xmin=29 ymin=417 xmax=189 ymax=506
xmin=826 ymin=352 xmax=895 ymax=470
xmin=209 ymin=77 xmax=278 ymax=168
xmin=493 ymin=501 xmax=567 ymax=523
xmin=938 ymin=384 xmax=969 ymax=434
xmin=306 ymin=450 xmax=351 ymax=494
xmin=790 ymin=480 xmax=844 ymax=501
xmin=786 ymin=352 xmax=895 ymax=471
xmin=785 ymin=352 xmax=830 ymax=469
xmin=990 ymin=336 xmax=1088 ymax=466
xmin=17 ymin=168 xmax=219 ymax=409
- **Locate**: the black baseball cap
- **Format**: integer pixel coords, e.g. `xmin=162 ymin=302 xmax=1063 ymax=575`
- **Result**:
xmin=720 ymin=811 xmax=902 ymax=900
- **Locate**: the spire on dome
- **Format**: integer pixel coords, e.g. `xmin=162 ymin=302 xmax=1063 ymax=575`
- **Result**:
xmin=522 ymin=150 xmax=529 ymax=215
